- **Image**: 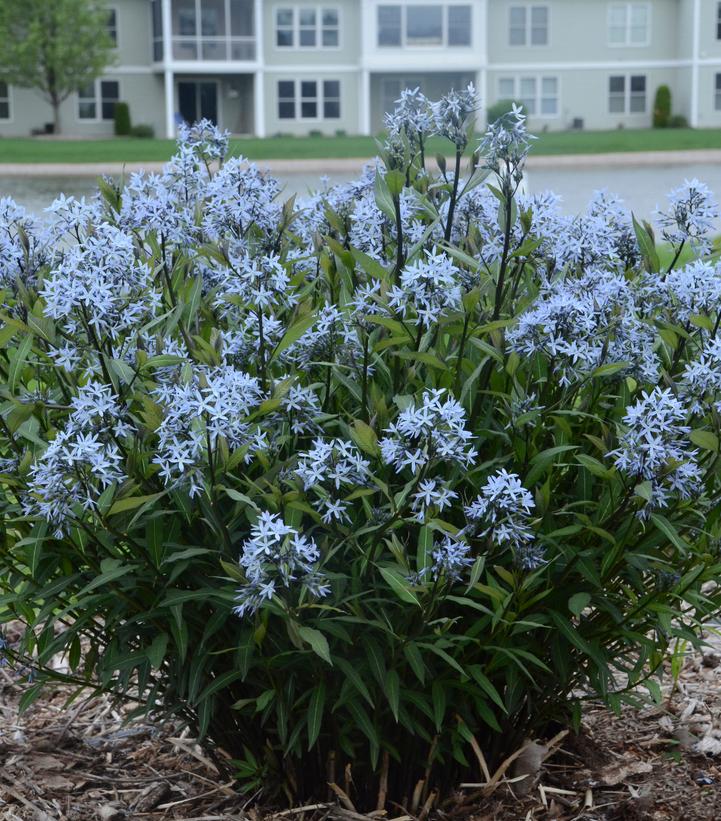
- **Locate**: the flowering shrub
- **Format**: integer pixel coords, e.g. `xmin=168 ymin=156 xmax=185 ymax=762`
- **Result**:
xmin=2 ymin=98 xmax=721 ymax=808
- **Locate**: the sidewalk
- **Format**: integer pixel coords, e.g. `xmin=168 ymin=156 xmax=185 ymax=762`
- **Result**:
xmin=2 ymin=148 xmax=721 ymax=177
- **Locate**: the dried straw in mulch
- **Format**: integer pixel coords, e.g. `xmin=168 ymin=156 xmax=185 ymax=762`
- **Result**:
xmin=5 ymin=631 xmax=721 ymax=820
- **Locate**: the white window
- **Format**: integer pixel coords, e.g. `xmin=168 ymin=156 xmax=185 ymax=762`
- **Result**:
xmin=107 ymin=8 xmax=118 ymax=46
xmin=171 ymin=0 xmax=255 ymax=60
xmin=277 ymin=79 xmax=341 ymax=120
xmin=608 ymin=74 xmax=646 ymax=114
xmin=377 ymin=5 xmax=472 ymax=48
xmin=717 ymin=2 xmax=721 ymax=40
xmin=608 ymin=3 xmax=649 ymax=46
xmin=716 ymin=74 xmax=721 ymax=110
xmin=497 ymin=75 xmax=559 ymax=117
xmin=275 ymin=6 xmax=340 ymax=48
xmin=0 ymin=82 xmax=10 ymax=120
xmin=78 ymin=79 xmax=119 ymax=121
xmin=509 ymin=5 xmax=548 ymax=46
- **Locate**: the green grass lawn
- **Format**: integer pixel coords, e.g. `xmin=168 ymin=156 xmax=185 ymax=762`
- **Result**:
xmin=2 ymin=127 xmax=721 ymax=164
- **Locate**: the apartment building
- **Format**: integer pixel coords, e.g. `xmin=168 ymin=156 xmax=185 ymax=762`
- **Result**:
xmin=2 ymin=0 xmax=721 ymax=138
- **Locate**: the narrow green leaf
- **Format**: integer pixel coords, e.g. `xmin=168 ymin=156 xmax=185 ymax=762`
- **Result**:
xmin=307 ymin=680 xmax=326 ymax=749
xmin=298 ymin=626 xmax=332 ymax=665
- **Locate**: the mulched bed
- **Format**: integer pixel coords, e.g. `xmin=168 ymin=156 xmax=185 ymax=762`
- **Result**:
xmin=4 ymin=632 xmax=721 ymax=821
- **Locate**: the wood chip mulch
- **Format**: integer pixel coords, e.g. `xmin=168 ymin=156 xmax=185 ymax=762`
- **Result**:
xmin=4 ymin=631 xmax=721 ymax=821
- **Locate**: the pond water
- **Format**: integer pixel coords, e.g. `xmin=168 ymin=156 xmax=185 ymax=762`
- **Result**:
xmin=3 ymin=161 xmax=721 ymax=223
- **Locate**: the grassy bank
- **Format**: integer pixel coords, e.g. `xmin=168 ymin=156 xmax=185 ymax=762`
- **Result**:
xmin=1 ymin=127 xmax=721 ymax=164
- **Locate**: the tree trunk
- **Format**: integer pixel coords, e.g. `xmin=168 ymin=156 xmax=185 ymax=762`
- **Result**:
xmin=52 ymin=97 xmax=61 ymax=135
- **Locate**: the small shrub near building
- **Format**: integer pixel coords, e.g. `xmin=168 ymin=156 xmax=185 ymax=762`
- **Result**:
xmin=113 ymin=101 xmax=132 ymax=136
xmin=653 ymin=85 xmax=672 ymax=128
xmin=1 ymin=89 xmax=721 ymax=811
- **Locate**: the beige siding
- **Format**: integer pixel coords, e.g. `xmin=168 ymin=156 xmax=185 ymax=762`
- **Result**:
xmin=264 ymin=70 xmax=360 ymax=135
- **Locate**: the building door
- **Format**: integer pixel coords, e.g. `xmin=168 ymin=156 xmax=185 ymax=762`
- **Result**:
xmin=178 ymin=80 xmax=219 ymax=125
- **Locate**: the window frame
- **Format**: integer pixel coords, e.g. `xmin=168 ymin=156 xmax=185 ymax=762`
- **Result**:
xmin=276 ymin=78 xmax=342 ymax=122
xmin=717 ymin=1 xmax=721 ymax=40
xmin=608 ymin=73 xmax=647 ymax=114
xmin=105 ymin=6 xmax=120 ymax=50
xmin=716 ymin=72 xmax=721 ymax=111
xmin=170 ymin=0 xmax=257 ymax=61
xmin=0 ymin=81 xmax=11 ymax=121
xmin=107 ymin=7 xmax=119 ymax=47
xmin=76 ymin=78 xmax=120 ymax=123
xmin=508 ymin=4 xmax=549 ymax=47
xmin=273 ymin=5 xmax=342 ymax=50
xmin=376 ymin=4 xmax=473 ymax=49
xmin=607 ymin=2 xmax=651 ymax=48
xmin=495 ymin=74 xmax=560 ymax=119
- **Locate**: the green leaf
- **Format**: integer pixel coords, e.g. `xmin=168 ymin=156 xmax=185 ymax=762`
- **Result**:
xmin=307 ymin=681 xmax=326 ymax=749
xmin=403 ymin=642 xmax=426 ymax=685
xmin=8 ymin=333 xmax=33 ymax=393
xmin=635 ymin=480 xmax=653 ymax=502
xmin=350 ymin=419 xmax=379 ymax=456
xmin=568 ymin=592 xmax=591 ymax=617
xmin=468 ymin=666 xmax=507 ymax=713
xmin=385 ymin=169 xmax=405 ymax=196
xmin=145 ymin=516 xmax=165 ymax=568
xmin=576 ymin=453 xmax=614 ymax=479
xmin=378 ymin=566 xmax=421 ymax=607
xmin=690 ymin=430 xmax=719 ymax=452
xmin=591 ymin=362 xmax=629 ymax=378
xmin=335 ymin=657 xmax=374 ymax=707
xmin=432 ymin=680 xmax=446 ymax=730
xmin=346 ymin=699 xmax=380 ymax=761
xmin=632 ymin=214 xmax=660 ymax=273
xmin=271 ymin=312 xmax=317 ymax=360
xmin=416 ymin=526 xmax=433 ymax=574
xmin=650 ymin=513 xmax=689 ymax=553
xmin=374 ymin=172 xmax=396 ymax=221
xmin=386 ymin=669 xmax=400 ymax=722
xmin=146 ymin=632 xmax=168 ymax=668
xmin=298 ymin=626 xmax=332 ymax=665
xmin=108 ymin=492 xmax=164 ymax=517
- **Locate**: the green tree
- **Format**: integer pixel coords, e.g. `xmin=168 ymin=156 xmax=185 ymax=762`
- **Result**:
xmin=0 ymin=0 xmax=115 ymax=134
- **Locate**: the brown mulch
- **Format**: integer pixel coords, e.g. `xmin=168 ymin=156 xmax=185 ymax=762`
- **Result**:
xmin=4 ymin=633 xmax=721 ymax=821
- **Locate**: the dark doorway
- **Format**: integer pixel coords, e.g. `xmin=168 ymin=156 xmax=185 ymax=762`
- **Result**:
xmin=178 ymin=80 xmax=219 ymax=125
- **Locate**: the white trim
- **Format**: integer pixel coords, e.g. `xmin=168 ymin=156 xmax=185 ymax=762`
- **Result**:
xmin=105 ymin=65 xmax=155 ymax=75
xmin=691 ymin=0 xmax=700 ymax=127
xmin=254 ymin=0 xmax=265 ymax=136
xmin=272 ymin=4 xmax=342 ymax=52
xmin=607 ymin=2 xmax=651 ymax=49
xmin=254 ymin=70 xmax=266 ymax=136
xmin=491 ymin=59 xmax=689 ymax=71
xmin=76 ymin=78 xmax=121 ymax=123
xmin=266 ymin=64 xmax=358 ymax=73
xmin=164 ymin=69 xmax=175 ymax=138
xmin=162 ymin=0 xmax=174 ymax=137
xmin=0 ymin=81 xmax=12 ymax=123
xmin=166 ymin=60 xmax=261 ymax=73
xmin=275 ymin=77 xmax=343 ymax=123
xmin=508 ymin=3 xmax=549 ymax=48
xmin=360 ymin=69 xmax=371 ymax=134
